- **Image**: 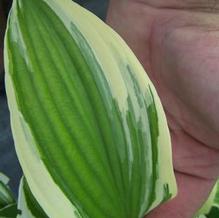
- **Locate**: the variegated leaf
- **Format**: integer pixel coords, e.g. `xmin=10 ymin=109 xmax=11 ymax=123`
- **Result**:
xmin=5 ymin=0 xmax=177 ymax=217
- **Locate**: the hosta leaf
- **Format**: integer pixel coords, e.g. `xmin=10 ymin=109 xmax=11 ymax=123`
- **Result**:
xmin=206 ymin=182 xmax=219 ymax=218
xmin=196 ymin=181 xmax=219 ymax=218
xmin=215 ymin=182 xmax=219 ymax=204
xmin=0 ymin=173 xmax=20 ymax=217
xmin=18 ymin=177 xmax=48 ymax=218
xmin=4 ymin=0 xmax=177 ymax=217
xmin=206 ymin=207 xmax=219 ymax=218
xmin=0 ymin=173 xmax=13 ymax=208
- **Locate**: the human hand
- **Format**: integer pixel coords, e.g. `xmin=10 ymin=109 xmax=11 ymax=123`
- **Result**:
xmin=107 ymin=1 xmax=219 ymax=217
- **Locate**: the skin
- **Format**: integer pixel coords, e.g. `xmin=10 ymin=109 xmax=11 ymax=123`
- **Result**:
xmin=107 ymin=1 xmax=219 ymax=217
xmin=0 ymin=0 xmax=218 ymax=217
